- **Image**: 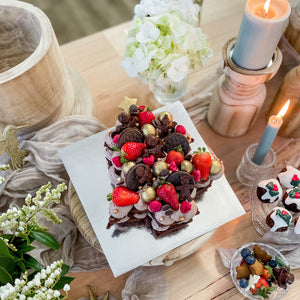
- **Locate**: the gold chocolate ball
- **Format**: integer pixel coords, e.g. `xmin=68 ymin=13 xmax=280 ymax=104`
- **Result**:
xmin=158 ymin=111 xmax=173 ymax=122
xmin=141 ymin=124 xmax=156 ymax=136
xmin=122 ymin=161 xmax=136 ymax=174
xmin=180 ymin=160 xmax=193 ymax=173
xmin=141 ymin=186 xmax=156 ymax=203
xmin=153 ymin=161 xmax=168 ymax=176
xmin=210 ymin=159 xmax=222 ymax=175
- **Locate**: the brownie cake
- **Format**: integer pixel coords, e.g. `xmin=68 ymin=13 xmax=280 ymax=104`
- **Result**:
xmin=104 ymin=97 xmax=224 ymax=238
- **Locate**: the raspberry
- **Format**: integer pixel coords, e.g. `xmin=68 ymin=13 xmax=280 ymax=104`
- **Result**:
xmin=169 ymin=161 xmax=177 ymax=172
xmin=176 ymin=125 xmax=186 ymax=135
xmin=143 ymin=155 xmax=155 ymax=166
xmin=192 ymin=169 xmax=201 ymax=182
xmin=149 ymin=200 xmax=162 ymax=212
xmin=112 ymin=156 xmax=122 ymax=167
xmin=112 ymin=134 xmax=120 ymax=144
xmin=180 ymin=201 xmax=191 ymax=213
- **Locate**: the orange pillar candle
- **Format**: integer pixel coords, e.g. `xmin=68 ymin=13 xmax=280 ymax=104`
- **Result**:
xmin=232 ymin=0 xmax=291 ymax=70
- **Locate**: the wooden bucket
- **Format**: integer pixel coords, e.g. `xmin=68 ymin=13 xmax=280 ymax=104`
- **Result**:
xmin=0 ymin=0 xmax=75 ymax=131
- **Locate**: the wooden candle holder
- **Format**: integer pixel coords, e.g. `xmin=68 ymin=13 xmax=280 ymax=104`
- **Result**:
xmin=207 ymin=38 xmax=282 ymax=137
xmin=267 ymin=64 xmax=300 ymax=138
xmin=0 ymin=0 xmax=93 ymax=132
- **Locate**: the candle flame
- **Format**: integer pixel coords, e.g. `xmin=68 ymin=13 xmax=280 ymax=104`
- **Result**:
xmin=276 ymin=99 xmax=290 ymax=118
xmin=264 ymin=0 xmax=271 ymax=14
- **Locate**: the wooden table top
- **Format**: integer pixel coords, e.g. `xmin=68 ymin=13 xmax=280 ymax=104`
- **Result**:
xmin=61 ymin=0 xmax=299 ymax=299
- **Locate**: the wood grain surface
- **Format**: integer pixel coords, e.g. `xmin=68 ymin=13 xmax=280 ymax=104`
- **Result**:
xmin=58 ymin=0 xmax=299 ymax=299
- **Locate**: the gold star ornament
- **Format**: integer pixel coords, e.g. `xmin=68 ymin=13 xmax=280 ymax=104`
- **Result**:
xmin=118 ymin=96 xmax=137 ymax=113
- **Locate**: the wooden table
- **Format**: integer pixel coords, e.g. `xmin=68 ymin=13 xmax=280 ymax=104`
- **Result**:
xmin=61 ymin=0 xmax=299 ymax=299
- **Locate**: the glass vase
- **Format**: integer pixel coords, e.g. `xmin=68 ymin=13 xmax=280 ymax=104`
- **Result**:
xmin=151 ymin=76 xmax=188 ymax=105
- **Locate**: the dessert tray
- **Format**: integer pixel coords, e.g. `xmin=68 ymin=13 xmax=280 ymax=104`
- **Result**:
xmin=59 ymin=101 xmax=245 ymax=277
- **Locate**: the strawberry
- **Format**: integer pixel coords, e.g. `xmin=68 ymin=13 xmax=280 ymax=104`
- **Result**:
xmin=138 ymin=110 xmax=155 ymax=126
xmin=121 ymin=142 xmax=146 ymax=161
xmin=250 ymin=277 xmax=269 ymax=294
xmin=156 ymin=183 xmax=179 ymax=211
xmin=166 ymin=150 xmax=184 ymax=166
xmin=112 ymin=186 xmax=139 ymax=206
xmin=192 ymin=147 xmax=212 ymax=181
xmin=262 ymin=268 xmax=271 ymax=280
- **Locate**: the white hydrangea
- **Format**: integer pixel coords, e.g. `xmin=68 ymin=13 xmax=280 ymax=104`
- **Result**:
xmin=121 ymin=0 xmax=212 ymax=90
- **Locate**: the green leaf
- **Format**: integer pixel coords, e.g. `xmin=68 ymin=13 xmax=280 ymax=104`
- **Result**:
xmin=0 ymin=238 xmax=12 ymax=257
xmin=16 ymin=260 xmax=26 ymax=273
xmin=61 ymin=264 xmax=70 ymax=277
xmin=24 ymin=254 xmax=44 ymax=271
xmin=29 ymin=230 xmax=59 ymax=250
xmin=52 ymin=275 xmax=74 ymax=290
xmin=106 ymin=193 xmax=112 ymax=201
xmin=0 ymin=256 xmax=16 ymax=284
xmin=21 ymin=245 xmax=36 ymax=253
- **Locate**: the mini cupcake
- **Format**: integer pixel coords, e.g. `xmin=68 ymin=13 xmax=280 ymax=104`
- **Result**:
xmin=282 ymin=186 xmax=300 ymax=213
xmin=257 ymin=179 xmax=282 ymax=203
xmin=277 ymin=166 xmax=300 ymax=189
xmin=266 ymin=207 xmax=292 ymax=232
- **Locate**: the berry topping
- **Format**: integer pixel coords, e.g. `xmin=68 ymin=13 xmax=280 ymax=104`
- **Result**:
xmin=112 ymin=134 xmax=120 ymax=144
xmin=180 ymin=201 xmax=192 ymax=213
xmin=245 ymin=255 xmax=256 ymax=265
xmin=273 ymin=184 xmax=278 ymax=191
xmin=169 ymin=161 xmax=177 ymax=172
xmin=241 ymin=248 xmax=252 ymax=259
xmin=295 ymin=192 xmax=300 ymax=199
xmin=292 ymin=174 xmax=299 ymax=181
xmin=143 ymin=155 xmax=155 ymax=166
xmin=138 ymin=105 xmax=145 ymax=111
xmin=166 ymin=150 xmax=184 ymax=166
xmin=176 ymin=125 xmax=186 ymax=135
xmin=192 ymin=147 xmax=212 ymax=181
xmin=268 ymin=259 xmax=277 ymax=268
xmin=156 ymin=183 xmax=179 ymax=211
xmin=112 ymin=156 xmax=122 ymax=168
xmin=239 ymin=278 xmax=248 ymax=288
xmin=138 ymin=110 xmax=155 ymax=126
xmin=149 ymin=200 xmax=162 ymax=212
xmin=121 ymin=142 xmax=147 ymax=161
xmin=192 ymin=169 xmax=201 ymax=182
xmin=112 ymin=186 xmax=139 ymax=207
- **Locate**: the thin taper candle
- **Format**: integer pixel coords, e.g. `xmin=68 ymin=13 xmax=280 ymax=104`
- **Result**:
xmin=252 ymin=116 xmax=282 ymax=165
xmin=252 ymin=100 xmax=290 ymax=165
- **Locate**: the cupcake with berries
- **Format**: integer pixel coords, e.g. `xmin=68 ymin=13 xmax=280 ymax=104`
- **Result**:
xmin=277 ymin=166 xmax=300 ymax=189
xmin=282 ymin=186 xmax=300 ymax=213
xmin=266 ymin=207 xmax=292 ymax=232
xmin=257 ymin=179 xmax=283 ymax=203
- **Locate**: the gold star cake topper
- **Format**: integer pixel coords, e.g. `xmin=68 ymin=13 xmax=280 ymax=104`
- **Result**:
xmin=0 ymin=125 xmax=29 ymax=169
xmin=118 ymin=96 xmax=137 ymax=113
